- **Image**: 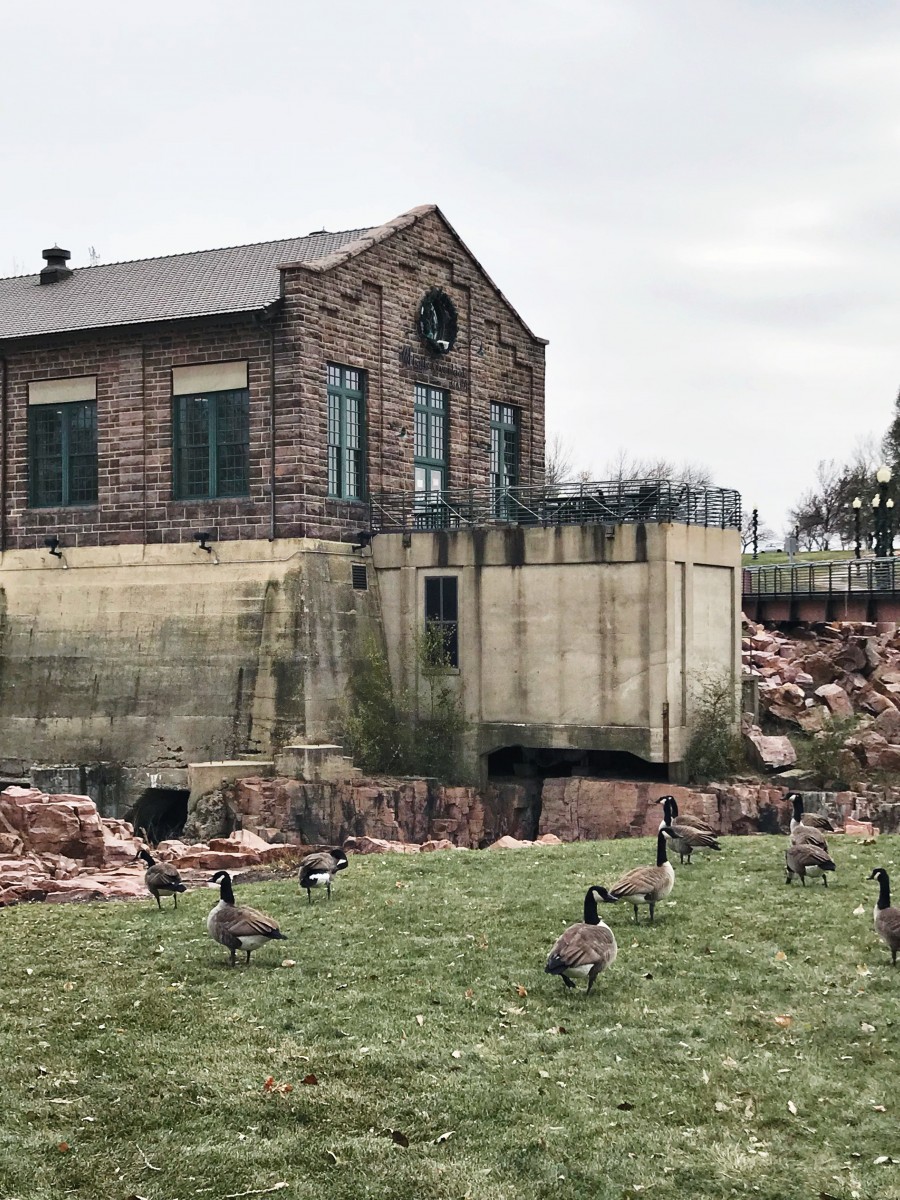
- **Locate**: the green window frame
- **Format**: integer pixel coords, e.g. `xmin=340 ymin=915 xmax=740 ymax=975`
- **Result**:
xmin=424 ymin=575 xmax=459 ymax=668
xmin=28 ymin=401 xmax=98 ymax=508
xmin=327 ymin=364 xmax=366 ymax=500
xmin=173 ymin=388 xmax=249 ymax=500
xmin=414 ymin=383 xmax=448 ymax=494
xmin=490 ymin=402 xmax=519 ymax=490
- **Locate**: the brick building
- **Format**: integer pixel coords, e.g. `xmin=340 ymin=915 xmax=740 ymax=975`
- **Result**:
xmin=0 ymin=205 xmax=741 ymax=824
xmin=0 ymin=205 xmax=546 ymax=550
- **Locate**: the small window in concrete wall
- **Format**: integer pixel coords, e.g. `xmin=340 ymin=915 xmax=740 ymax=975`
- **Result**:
xmin=126 ymin=788 xmax=189 ymax=844
xmin=424 ymin=576 xmax=458 ymax=668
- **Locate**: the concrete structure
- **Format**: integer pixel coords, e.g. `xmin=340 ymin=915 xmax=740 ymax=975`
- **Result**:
xmin=376 ymin=520 xmax=741 ymax=781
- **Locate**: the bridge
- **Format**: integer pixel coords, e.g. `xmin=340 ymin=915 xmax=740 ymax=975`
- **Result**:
xmin=743 ymin=557 xmax=900 ymax=622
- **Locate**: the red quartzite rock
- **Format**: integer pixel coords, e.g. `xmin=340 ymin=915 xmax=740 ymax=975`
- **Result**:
xmin=814 ymin=683 xmax=854 ymax=719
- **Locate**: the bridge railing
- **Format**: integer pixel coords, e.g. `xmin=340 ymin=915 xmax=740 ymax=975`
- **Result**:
xmin=743 ymin=557 xmax=900 ymax=596
xmin=370 ymin=479 xmax=742 ymax=534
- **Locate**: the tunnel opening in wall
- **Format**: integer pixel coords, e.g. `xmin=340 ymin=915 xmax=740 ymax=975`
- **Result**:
xmin=126 ymin=788 xmax=190 ymax=844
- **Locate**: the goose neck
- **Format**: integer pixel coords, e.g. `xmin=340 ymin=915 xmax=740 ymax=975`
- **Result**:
xmin=877 ymin=872 xmax=892 ymax=911
xmin=218 ymin=874 xmax=236 ymax=905
xmin=656 ymin=830 xmax=669 ymax=866
xmin=583 ymin=888 xmax=600 ymax=925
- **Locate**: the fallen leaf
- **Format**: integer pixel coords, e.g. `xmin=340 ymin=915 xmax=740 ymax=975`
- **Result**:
xmin=788 ymin=1100 xmax=798 ymax=1115
xmin=464 ymin=989 xmax=474 ymax=999
xmin=515 ymin=983 xmax=528 ymax=997
xmin=714 ymin=1101 xmax=729 ymax=1113
xmin=617 ymin=1101 xmax=634 ymax=1111
xmin=302 ymin=1074 xmax=318 ymax=1086
xmin=263 ymin=1076 xmax=275 ymax=1092
xmin=451 ymin=1050 xmax=461 ymax=1059
xmin=873 ymin=1105 xmax=887 ymax=1112
xmin=701 ymin=1069 xmax=710 ymax=1085
xmin=62 ymin=981 xmax=74 ymax=991
xmin=874 ymin=1156 xmax=891 ymax=1165
xmin=434 ymin=1130 xmax=454 ymax=1143
xmin=774 ymin=1015 xmax=793 ymax=1028
xmin=853 ymin=904 xmax=865 ymax=916
xmin=57 ymin=1142 xmax=69 ymax=1152
xmin=415 ymin=1015 xmax=424 ymax=1027
xmin=539 ymin=1070 xmax=550 ymax=1079
xmin=390 ymin=1129 xmax=409 ymax=1148
xmin=857 ymin=964 xmax=871 ymax=976
xmin=861 ymin=1022 xmax=876 ymax=1034
xmin=280 ymin=959 xmax=296 ymax=968
xmin=324 ymin=1151 xmax=339 ymax=1166
xmin=774 ymin=950 xmax=787 ymax=962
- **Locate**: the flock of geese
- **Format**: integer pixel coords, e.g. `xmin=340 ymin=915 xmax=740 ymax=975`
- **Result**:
xmin=135 ymin=845 xmax=347 ymax=967
xmin=544 ymin=791 xmax=900 ymax=994
xmin=137 ymin=792 xmax=900 ymax=984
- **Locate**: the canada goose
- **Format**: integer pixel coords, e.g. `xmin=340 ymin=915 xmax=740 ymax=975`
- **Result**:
xmin=867 ymin=868 xmax=900 ymax=966
xmin=655 ymin=794 xmax=717 ymax=836
xmin=784 ymin=841 xmax=836 ymax=887
xmin=596 ymin=828 xmax=677 ymax=922
xmin=658 ymin=796 xmax=721 ymax=865
xmin=135 ymin=848 xmax=186 ymax=910
xmin=789 ymin=824 xmax=829 ymax=851
xmin=298 ymin=847 xmax=348 ymax=904
xmin=788 ymin=792 xmax=834 ymax=834
xmin=545 ymin=887 xmax=618 ymax=993
xmin=206 ymin=870 xmax=287 ymax=966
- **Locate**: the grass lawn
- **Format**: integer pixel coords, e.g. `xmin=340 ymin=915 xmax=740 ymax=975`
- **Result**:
xmin=1 ymin=835 xmax=898 ymax=1200
xmin=742 ymin=549 xmax=856 ymax=567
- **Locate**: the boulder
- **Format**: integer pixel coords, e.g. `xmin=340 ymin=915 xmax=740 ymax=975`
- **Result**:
xmin=800 ymin=653 xmax=840 ymax=686
xmin=487 ymin=835 xmax=533 ymax=849
xmin=345 ymin=836 xmax=421 ymax=855
xmin=535 ymin=833 xmax=563 ymax=845
xmin=873 ymin=706 xmax=900 ymax=744
xmin=860 ymin=690 xmax=895 ymax=716
xmin=814 ymin=683 xmax=854 ymax=719
xmin=743 ymin=728 xmax=798 ymax=773
xmin=420 ymin=839 xmax=456 ymax=852
xmin=876 ymin=746 xmax=900 ymax=773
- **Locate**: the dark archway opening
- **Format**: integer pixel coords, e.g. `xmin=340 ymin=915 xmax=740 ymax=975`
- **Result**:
xmin=486 ymin=745 xmax=668 ymax=782
xmin=126 ymin=788 xmax=189 ymax=845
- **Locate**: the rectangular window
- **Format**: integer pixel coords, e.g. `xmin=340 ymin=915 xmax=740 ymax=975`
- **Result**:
xmin=424 ymin=575 xmax=459 ymax=668
xmin=490 ymin=402 xmax=519 ymax=517
xmin=29 ymin=401 xmax=98 ymax=507
xmin=414 ymin=383 xmax=448 ymax=496
xmin=327 ymin=364 xmax=366 ymax=500
xmin=173 ymin=388 xmax=249 ymax=500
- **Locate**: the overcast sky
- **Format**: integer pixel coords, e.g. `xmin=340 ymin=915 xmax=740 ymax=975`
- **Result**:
xmin=2 ymin=0 xmax=899 ymax=534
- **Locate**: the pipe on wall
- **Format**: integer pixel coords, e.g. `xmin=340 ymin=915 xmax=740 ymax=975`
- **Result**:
xmin=268 ymin=319 xmax=276 ymax=541
xmin=0 ymin=354 xmax=6 ymax=554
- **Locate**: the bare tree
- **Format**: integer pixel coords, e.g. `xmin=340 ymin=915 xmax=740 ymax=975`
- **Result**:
xmin=602 ymin=449 xmax=714 ymax=486
xmin=740 ymin=510 xmax=776 ymax=553
xmin=545 ymin=433 xmax=577 ymax=487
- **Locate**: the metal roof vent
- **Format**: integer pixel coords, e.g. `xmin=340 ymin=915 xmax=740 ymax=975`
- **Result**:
xmin=351 ymin=563 xmax=368 ymax=591
xmin=40 ymin=246 xmax=73 ymax=285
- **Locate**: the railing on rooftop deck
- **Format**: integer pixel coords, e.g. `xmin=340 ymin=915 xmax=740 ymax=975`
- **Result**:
xmin=743 ymin=557 xmax=900 ymax=597
xmin=369 ymin=480 xmax=742 ymax=534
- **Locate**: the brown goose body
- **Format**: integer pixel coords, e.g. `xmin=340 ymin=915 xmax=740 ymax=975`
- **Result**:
xmin=206 ymin=870 xmax=287 ymax=966
xmin=784 ymin=841 xmax=836 ymax=886
xmin=545 ymin=887 xmax=618 ymax=993
xmin=788 ymin=792 xmax=834 ymax=834
xmin=136 ymin=848 xmax=186 ymax=909
xmin=597 ymin=828 xmax=676 ymax=922
xmin=298 ymin=847 xmax=348 ymax=903
xmin=656 ymin=795 xmax=717 ymax=836
xmin=868 ymin=868 xmax=900 ymax=966
xmin=658 ymin=798 xmax=720 ymax=865
xmin=790 ymin=824 xmax=828 ymax=851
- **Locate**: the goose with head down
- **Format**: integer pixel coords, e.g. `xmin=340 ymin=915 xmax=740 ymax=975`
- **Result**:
xmin=596 ymin=827 xmax=677 ymax=923
xmin=655 ymin=794 xmax=717 ymax=836
xmin=784 ymin=841 xmax=836 ymax=887
xmin=657 ymin=796 xmax=721 ymax=866
xmin=206 ymin=871 xmax=287 ymax=966
xmin=545 ymin=887 xmax=617 ymax=994
xmin=298 ymin=847 xmax=348 ymax=904
xmin=135 ymin=848 xmax=186 ymax=910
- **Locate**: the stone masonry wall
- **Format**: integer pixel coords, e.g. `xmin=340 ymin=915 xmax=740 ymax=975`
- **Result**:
xmin=0 ymin=208 xmax=546 ymax=550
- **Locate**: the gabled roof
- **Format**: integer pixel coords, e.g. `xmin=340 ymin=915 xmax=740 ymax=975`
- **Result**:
xmin=0 ymin=204 xmax=546 ymax=346
xmin=0 ymin=227 xmax=374 ymax=340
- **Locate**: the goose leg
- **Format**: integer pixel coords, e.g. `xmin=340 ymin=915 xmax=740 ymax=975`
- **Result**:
xmin=648 ymin=901 xmax=656 ymax=922
xmin=327 ymin=881 xmax=332 ymax=900
xmin=632 ymin=904 xmax=640 ymax=923
xmin=229 ymin=949 xmax=237 ymax=968
xmin=245 ymin=950 xmax=252 ymax=966
xmin=174 ymin=892 xmax=178 ymax=909
xmin=155 ymin=894 xmax=162 ymax=910
xmin=306 ymin=888 xmax=312 ymax=905
xmin=587 ymin=965 xmax=600 ymax=995
xmin=822 ymin=875 xmax=828 ymax=888
xmin=560 ymin=976 xmax=575 ymax=990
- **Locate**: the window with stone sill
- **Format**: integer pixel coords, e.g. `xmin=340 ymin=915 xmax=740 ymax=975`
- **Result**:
xmin=327 ymin=363 xmax=366 ymax=500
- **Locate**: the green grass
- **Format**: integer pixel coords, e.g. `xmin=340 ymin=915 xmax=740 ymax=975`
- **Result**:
xmin=742 ymin=549 xmax=855 ymax=566
xmin=1 ymin=835 xmax=898 ymax=1200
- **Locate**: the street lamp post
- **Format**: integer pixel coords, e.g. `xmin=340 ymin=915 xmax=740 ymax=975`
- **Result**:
xmin=751 ymin=507 xmax=759 ymax=559
xmin=873 ymin=465 xmax=894 ymax=558
xmin=852 ymin=496 xmax=862 ymax=559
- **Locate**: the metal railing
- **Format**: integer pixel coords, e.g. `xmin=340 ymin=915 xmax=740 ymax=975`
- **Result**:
xmin=369 ymin=479 xmax=742 ymax=534
xmin=743 ymin=557 xmax=900 ymax=596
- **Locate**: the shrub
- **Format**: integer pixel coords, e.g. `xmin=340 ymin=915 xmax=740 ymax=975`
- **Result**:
xmin=796 ymin=716 xmax=859 ymax=790
xmin=683 ymin=671 xmax=745 ymax=783
xmin=343 ymin=633 xmax=409 ymax=774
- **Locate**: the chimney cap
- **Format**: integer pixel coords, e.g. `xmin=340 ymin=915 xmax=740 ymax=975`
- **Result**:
xmin=40 ymin=246 xmax=73 ymax=284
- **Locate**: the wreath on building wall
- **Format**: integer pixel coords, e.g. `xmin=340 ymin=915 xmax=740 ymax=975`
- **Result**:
xmin=417 ymin=288 xmax=458 ymax=356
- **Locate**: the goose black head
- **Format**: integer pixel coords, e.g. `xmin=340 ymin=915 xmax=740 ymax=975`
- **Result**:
xmin=208 ymin=870 xmax=233 ymax=888
xmin=135 ymin=848 xmax=155 ymax=866
xmin=332 ymin=848 xmax=349 ymax=870
xmin=868 ymin=867 xmax=888 ymax=882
